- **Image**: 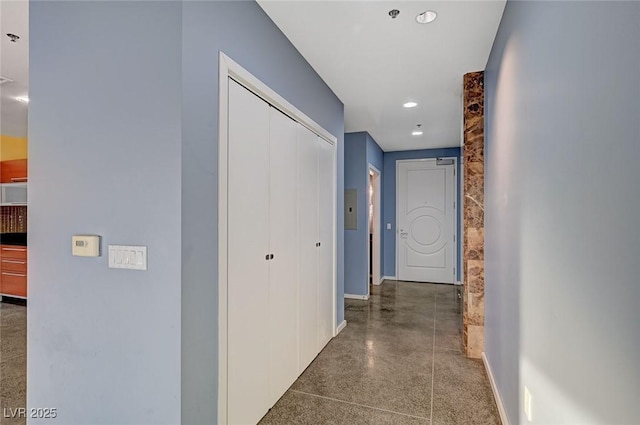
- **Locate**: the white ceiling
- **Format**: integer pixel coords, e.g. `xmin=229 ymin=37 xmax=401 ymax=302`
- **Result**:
xmin=0 ymin=1 xmax=505 ymax=147
xmin=0 ymin=0 xmax=29 ymax=138
xmin=258 ymin=0 xmax=505 ymax=151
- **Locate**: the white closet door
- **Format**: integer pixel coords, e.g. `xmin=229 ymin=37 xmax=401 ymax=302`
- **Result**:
xmin=297 ymin=124 xmax=319 ymax=372
xmin=317 ymin=137 xmax=335 ymax=349
xmin=227 ymin=79 xmax=270 ymax=425
xmin=268 ymin=107 xmax=299 ymax=406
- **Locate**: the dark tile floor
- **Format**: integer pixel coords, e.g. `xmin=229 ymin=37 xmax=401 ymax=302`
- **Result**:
xmin=260 ymin=281 xmax=500 ymax=425
xmin=0 ymin=300 xmax=27 ymax=425
xmin=0 ymin=282 xmax=499 ymax=425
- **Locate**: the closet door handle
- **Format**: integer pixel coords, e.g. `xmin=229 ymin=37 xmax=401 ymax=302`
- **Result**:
xmin=265 ymin=254 xmax=270 ymax=261
xmin=270 ymin=254 xmax=274 ymax=260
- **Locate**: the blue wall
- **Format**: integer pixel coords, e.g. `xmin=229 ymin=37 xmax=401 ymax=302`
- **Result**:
xmin=30 ymin=2 xmax=344 ymax=424
xmin=366 ymin=133 xmax=383 ymax=172
xmin=182 ymin=2 xmax=344 ymax=423
xmin=485 ymin=2 xmax=640 ymax=424
xmin=344 ymin=132 xmax=383 ymax=296
xmin=344 ymin=133 xmax=367 ymax=295
xmin=382 ymin=148 xmax=461 ymax=279
xmin=29 ymin=2 xmax=183 ymax=423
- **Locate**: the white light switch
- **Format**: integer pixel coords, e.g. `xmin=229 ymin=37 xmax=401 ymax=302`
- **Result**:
xmin=72 ymin=235 xmax=101 ymax=257
xmin=108 ymin=245 xmax=147 ymax=270
xmin=524 ymin=386 xmax=532 ymax=422
xmin=386 ymin=223 xmax=392 ymax=230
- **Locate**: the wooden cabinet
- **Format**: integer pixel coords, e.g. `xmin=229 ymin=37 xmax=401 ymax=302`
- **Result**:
xmin=0 ymin=244 xmax=27 ymax=298
xmin=0 ymin=159 xmax=28 ymax=183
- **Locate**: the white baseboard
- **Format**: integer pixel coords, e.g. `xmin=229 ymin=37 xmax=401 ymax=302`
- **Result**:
xmin=455 ymin=280 xmax=462 ymax=286
xmin=344 ymin=293 xmax=369 ymax=300
xmin=482 ymin=352 xmax=510 ymax=425
xmin=373 ymin=277 xmax=383 ymax=286
xmin=336 ymin=320 xmax=347 ymax=335
xmin=381 ymin=276 xmax=397 ymax=282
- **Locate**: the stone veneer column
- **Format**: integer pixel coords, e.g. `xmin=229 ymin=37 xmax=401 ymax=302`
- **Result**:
xmin=463 ymin=71 xmax=485 ymax=359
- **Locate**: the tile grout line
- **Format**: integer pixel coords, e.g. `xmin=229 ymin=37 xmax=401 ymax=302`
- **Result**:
xmin=290 ymin=389 xmax=430 ymax=421
xmin=430 ymin=291 xmax=438 ymax=425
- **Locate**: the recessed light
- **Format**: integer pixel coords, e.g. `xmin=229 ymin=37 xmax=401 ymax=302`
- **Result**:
xmin=416 ymin=11 xmax=437 ymax=24
xmin=412 ymin=130 xmax=423 ymax=136
xmin=403 ymin=101 xmax=418 ymax=108
xmin=15 ymin=95 xmax=29 ymax=104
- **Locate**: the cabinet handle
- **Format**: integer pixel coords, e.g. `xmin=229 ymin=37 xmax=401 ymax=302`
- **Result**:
xmin=2 ymin=272 xmax=26 ymax=277
xmin=10 ymin=177 xmax=28 ymax=182
xmin=1 ymin=260 xmax=25 ymax=264
xmin=2 ymin=248 xmax=26 ymax=252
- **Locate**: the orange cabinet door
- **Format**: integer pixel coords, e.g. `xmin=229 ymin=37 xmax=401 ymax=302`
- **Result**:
xmin=0 ymin=244 xmax=27 ymax=298
xmin=0 ymin=159 xmax=28 ymax=183
xmin=0 ymin=272 xmax=27 ymax=297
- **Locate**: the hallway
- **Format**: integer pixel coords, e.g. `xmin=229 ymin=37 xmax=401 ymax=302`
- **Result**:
xmin=0 ymin=282 xmax=500 ymax=425
xmin=260 ymin=281 xmax=500 ymax=425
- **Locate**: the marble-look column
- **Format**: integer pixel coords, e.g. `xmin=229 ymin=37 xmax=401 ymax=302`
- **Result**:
xmin=463 ymin=71 xmax=485 ymax=359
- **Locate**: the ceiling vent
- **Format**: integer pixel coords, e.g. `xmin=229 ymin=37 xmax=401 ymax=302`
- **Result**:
xmin=0 ymin=76 xmax=14 ymax=85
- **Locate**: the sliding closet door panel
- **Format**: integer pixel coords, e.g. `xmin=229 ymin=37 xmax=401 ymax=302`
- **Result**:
xmin=227 ymin=79 xmax=270 ymax=425
xmin=317 ymin=137 xmax=335 ymax=349
xmin=297 ymin=124 xmax=319 ymax=372
xmin=268 ymin=107 xmax=299 ymax=405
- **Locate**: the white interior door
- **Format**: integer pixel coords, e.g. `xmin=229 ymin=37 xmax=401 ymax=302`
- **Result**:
xmin=317 ymin=136 xmax=334 ymax=349
xmin=297 ymin=124 xmax=319 ymax=371
xmin=397 ymin=159 xmax=455 ymax=283
xmin=227 ymin=79 xmax=270 ymax=424
xmin=267 ymin=107 xmax=299 ymax=406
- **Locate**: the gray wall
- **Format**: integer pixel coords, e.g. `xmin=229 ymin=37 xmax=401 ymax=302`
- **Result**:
xmin=28 ymin=2 xmax=183 ymax=423
xmin=485 ymin=2 xmax=640 ymax=424
xmin=29 ymin=1 xmax=344 ymax=424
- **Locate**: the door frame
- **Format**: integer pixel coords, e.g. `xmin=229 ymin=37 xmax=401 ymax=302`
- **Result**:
xmin=218 ymin=52 xmax=338 ymax=425
xmin=395 ymin=158 xmax=458 ymax=282
xmin=368 ymin=165 xmax=382 ymax=287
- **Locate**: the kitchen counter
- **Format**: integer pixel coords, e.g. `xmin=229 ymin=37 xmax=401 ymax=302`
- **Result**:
xmin=0 ymin=233 xmax=27 ymax=246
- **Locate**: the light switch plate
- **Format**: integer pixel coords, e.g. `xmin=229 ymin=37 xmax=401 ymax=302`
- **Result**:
xmin=108 ymin=245 xmax=147 ymax=270
xmin=72 ymin=235 xmax=101 ymax=257
xmin=524 ymin=386 xmax=532 ymax=422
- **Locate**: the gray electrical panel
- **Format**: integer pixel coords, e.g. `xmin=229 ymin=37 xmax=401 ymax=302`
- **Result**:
xmin=344 ymin=189 xmax=357 ymax=230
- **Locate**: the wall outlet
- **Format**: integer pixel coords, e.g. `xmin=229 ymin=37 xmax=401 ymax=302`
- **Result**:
xmin=524 ymin=386 xmax=532 ymax=422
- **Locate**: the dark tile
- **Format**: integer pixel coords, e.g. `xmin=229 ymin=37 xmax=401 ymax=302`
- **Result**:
xmin=431 ymin=351 xmax=500 ymax=425
xmin=433 ymin=328 xmax=463 ymax=353
xmin=0 ymin=301 xmax=27 ymax=425
xmin=435 ymin=315 xmax=462 ymax=332
xmin=291 ymin=332 xmax=433 ymax=418
xmin=259 ymin=391 xmax=429 ymax=425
